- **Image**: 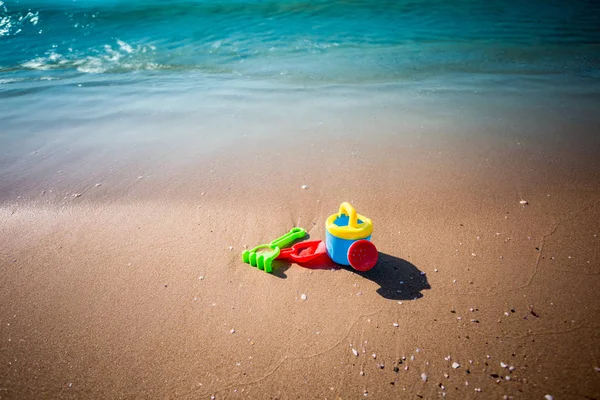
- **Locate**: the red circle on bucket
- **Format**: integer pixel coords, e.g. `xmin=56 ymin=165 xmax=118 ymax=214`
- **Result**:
xmin=347 ymin=240 xmax=378 ymax=271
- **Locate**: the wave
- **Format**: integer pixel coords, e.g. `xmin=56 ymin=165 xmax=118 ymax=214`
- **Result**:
xmin=1 ymin=0 xmax=599 ymax=84
xmin=4 ymin=40 xmax=597 ymax=87
xmin=17 ymin=40 xmax=164 ymax=74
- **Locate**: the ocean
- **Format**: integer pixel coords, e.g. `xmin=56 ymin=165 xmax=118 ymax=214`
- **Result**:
xmin=1 ymin=0 xmax=600 ymax=200
xmin=2 ymin=0 xmax=600 ymax=82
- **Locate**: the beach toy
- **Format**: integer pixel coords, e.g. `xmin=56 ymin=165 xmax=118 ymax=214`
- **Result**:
xmin=325 ymin=202 xmax=378 ymax=271
xmin=347 ymin=240 xmax=379 ymax=272
xmin=242 ymin=227 xmax=306 ymax=273
xmin=276 ymin=240 xmax=336 ymax=269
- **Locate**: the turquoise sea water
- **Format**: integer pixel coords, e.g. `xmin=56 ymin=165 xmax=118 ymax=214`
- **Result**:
xmin=2 ymin=0 xmax=599 ymax=85
xmin=1 ymin=0 xmax=600 ymax=199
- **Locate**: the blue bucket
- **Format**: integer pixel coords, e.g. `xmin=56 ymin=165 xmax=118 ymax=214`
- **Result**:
xmin=325 ymin=202 xmax=373 ymax=266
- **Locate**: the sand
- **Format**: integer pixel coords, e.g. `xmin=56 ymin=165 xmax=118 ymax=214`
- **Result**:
xmin=1 ymin=123 xmax=600 ymax=399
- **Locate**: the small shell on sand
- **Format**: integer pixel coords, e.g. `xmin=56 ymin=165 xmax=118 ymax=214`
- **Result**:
xmin=301 ymin=185 xmax=309 ymax=189
xmin=452 ymin=362 xmax=460 ymax=369
xmin=520 ymin=200 xmax=528 ymax=205
xmin=301 ymin=294 xmax=307 ymax=300
xmin=352 ymin=348 xmax=359 ymax=357
xmin=421 ymin=373 xmax=427 ymax=382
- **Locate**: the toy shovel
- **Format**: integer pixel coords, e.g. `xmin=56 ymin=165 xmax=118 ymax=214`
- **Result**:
xmin=277 ymin=240 xmax=336 ymax=269
xmin=242 ymin=227 xmax=306 ymax=273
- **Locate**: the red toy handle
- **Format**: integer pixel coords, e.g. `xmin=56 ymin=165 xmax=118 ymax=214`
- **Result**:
xmin=278 ymin=248 xmax=295 ymax=261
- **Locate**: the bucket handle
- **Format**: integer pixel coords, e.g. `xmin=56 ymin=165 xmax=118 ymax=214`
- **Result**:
xmin=339 ymin=202 xmax=359 ymax=228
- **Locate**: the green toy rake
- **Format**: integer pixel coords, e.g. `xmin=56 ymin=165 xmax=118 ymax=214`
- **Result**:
xmin=242 ymin=227 xmax=306 ymax=273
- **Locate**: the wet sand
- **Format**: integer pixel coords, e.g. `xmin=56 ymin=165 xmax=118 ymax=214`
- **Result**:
xmin=1 ymin=120 xmax=600 ymax=399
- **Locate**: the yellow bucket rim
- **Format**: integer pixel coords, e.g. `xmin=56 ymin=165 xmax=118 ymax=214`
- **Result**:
xmin=326 ymin=202 xmax=373 ymax=240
